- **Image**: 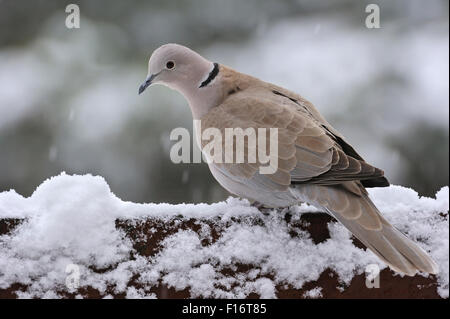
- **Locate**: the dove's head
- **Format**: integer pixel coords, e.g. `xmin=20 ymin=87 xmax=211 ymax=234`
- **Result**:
xmin=139 ymin=44 xmax=221 ymax=118
xmin=139 ymin=44 xmax=213 ymax=92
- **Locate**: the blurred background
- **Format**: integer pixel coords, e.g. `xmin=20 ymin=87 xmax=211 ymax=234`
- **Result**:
xmin=0 ymin=0 xmax=448 ymax=204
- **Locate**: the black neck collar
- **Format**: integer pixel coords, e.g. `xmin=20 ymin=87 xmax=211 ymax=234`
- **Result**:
xmin=199 ymin=63 xmax=219 ymax=88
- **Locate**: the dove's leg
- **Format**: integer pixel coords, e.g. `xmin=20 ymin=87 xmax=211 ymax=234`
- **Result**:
xmin=251 ymin=201 xmax=273 ymax=215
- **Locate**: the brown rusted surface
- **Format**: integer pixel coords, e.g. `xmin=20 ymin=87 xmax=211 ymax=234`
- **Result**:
xmin=115 ymin=217 xmax=228 ymax=257
xmin=276 ymin=268 xmax=440 ymax=299
xmin=0 ymin=218 xmax=24 ymax=235
xmin=288 ymin=213 xmax=334 ymax=244
xmin=0 ymin=213 xmax=442 ymax=299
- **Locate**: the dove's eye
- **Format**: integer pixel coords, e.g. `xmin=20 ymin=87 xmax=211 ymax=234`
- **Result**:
xmin=166 ymin=61 xmax=175 ymax=69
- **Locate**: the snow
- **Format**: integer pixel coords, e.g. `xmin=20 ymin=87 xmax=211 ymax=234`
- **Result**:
xmin=0 ymin=173 xmax=448 ymax=298
xmin=303 ymin=287 xmax=323 ymax=299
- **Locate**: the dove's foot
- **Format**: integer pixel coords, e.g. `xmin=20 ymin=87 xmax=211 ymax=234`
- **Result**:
xmin=251 ymin=201 xmax=273 ymax=215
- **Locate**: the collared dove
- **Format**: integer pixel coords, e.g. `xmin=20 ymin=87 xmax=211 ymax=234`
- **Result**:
xmin=139 ymin=43 xmax=438 ymax=276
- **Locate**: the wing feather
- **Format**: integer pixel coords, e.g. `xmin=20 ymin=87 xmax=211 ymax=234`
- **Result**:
xmin=200 ymin=86 xmax=386 ymax=191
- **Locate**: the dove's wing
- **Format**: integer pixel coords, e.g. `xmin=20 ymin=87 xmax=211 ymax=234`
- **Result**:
xmin=266 ymin=84 xmax=390 ymax=188
xmin=200 ymin=86 xmax=386 ymax=191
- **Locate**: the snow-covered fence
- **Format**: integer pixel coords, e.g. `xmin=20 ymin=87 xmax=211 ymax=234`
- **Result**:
xmin=0 ymin=173 xmax=448 ymax=299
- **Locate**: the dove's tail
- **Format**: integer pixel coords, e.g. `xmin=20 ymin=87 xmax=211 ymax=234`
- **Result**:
xmin=298 ymin=184 xmax=439 ymax=276
xmin=328 ymin=194 xmax=439 ymax=276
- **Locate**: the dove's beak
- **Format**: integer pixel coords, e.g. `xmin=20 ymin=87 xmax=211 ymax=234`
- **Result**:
xmin=138 ymin=73 xmax=157 ymax=95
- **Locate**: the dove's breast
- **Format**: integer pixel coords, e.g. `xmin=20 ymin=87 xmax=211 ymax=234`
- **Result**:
xmin=207 ymin=162 xmax=299 ymax=207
